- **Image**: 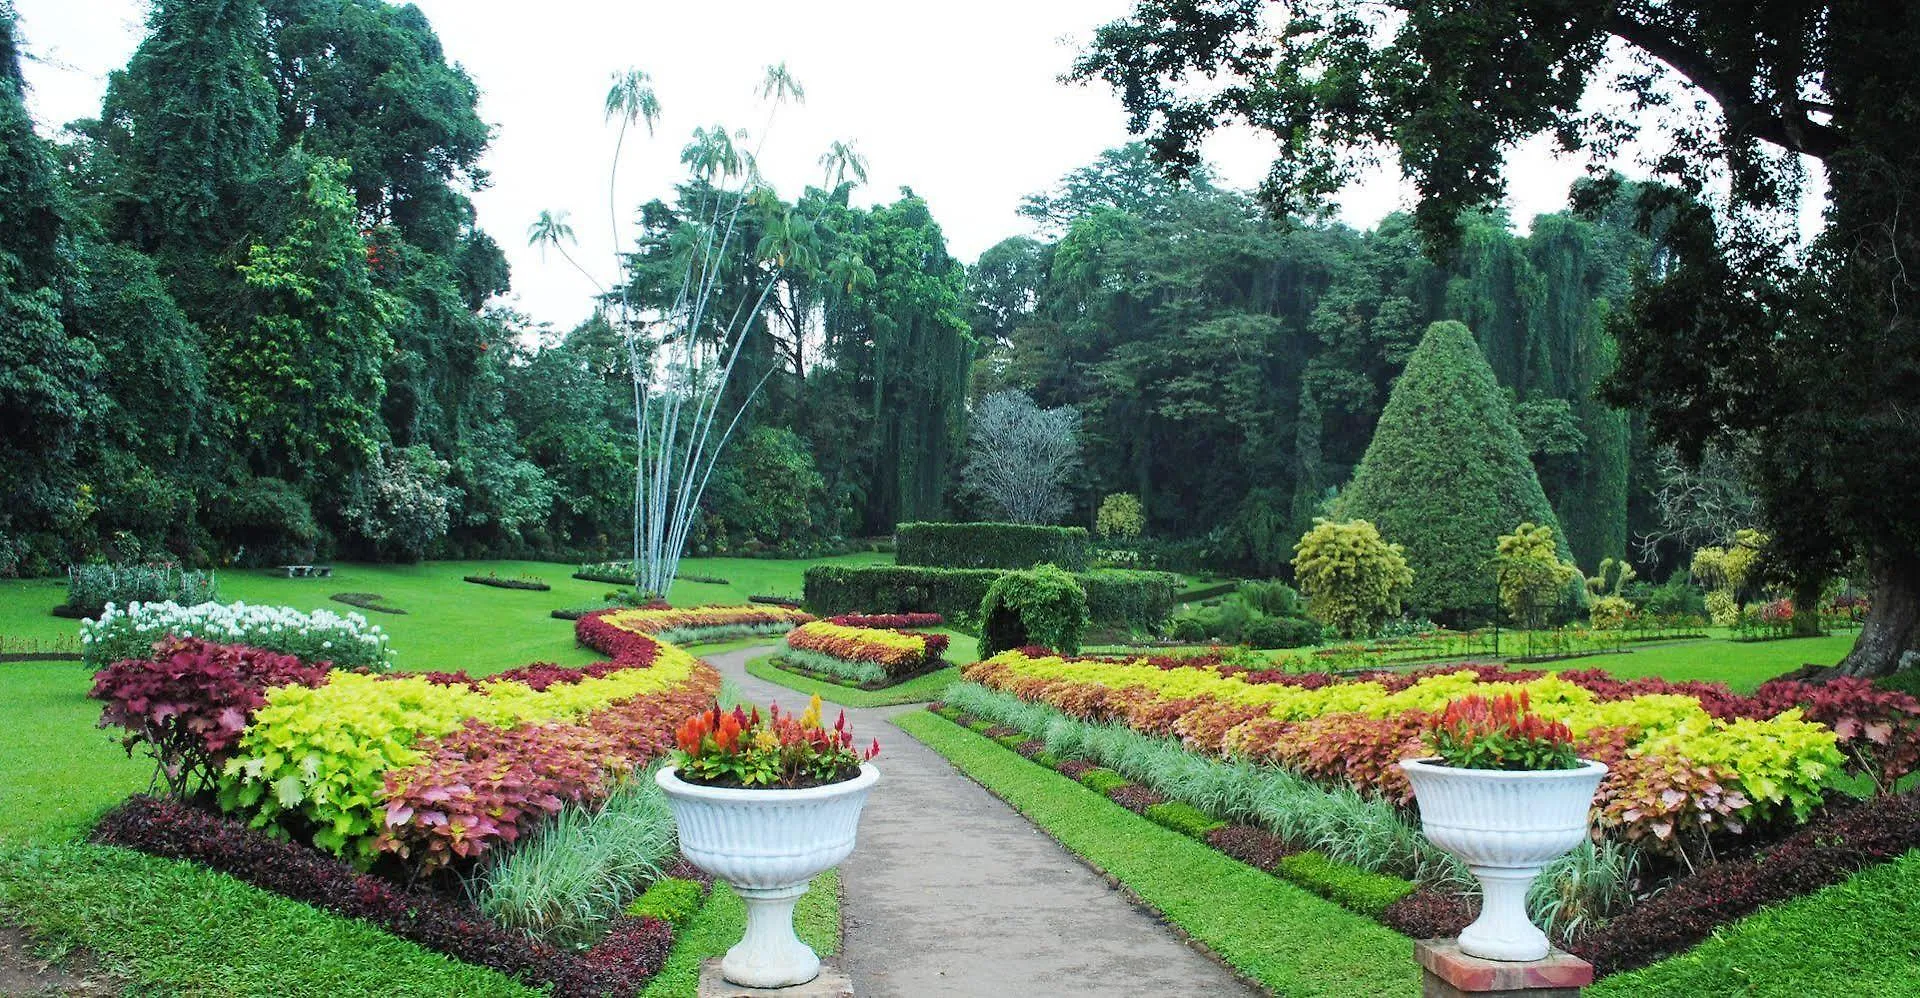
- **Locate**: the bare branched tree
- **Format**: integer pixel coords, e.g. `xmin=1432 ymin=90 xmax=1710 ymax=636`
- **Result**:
xmin=963 ymin=390 xmax=1081 ymax=525
xmin=1636 ymin=442 xmax=1761 ymax=568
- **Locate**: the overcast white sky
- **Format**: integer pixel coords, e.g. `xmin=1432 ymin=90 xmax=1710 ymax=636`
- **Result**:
xmin=14 ymin=0 xmax=1605 ymax=335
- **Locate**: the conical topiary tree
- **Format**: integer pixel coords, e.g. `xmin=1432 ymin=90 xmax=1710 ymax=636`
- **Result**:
xmin=1338 ymin=320 xmax=1575 ymax=619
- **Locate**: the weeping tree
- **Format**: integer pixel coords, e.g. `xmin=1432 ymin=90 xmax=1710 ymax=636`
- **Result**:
xmin=530 ymin=64 xmax=817 ymax=595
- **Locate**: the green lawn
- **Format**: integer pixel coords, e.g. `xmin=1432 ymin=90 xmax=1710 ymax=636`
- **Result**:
xmin=896 ymin=709 xmax=1419 ymax=997
xmin=1590 ymin=848 xmax=1920 ymax=997
xmin=0 ymin=554 xmax=886 ymax=671
xmin=1568 ymin=633 xmax=1854 ymax=692
xmin=0 ymin=841 xmax=535 ymax=997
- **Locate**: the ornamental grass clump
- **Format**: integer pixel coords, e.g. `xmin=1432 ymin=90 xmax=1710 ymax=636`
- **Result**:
xmin=1428 ymin=692 xmax=1580 ymax=771
xmin=671 ymin=696 xmax=878 ymax=790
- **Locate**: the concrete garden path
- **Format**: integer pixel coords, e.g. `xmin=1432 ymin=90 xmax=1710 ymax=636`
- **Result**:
xmin=702 ymin=646 xmax=1260 ymax=998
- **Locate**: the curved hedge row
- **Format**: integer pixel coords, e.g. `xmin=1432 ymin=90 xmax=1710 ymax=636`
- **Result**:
xmin=896 ymin=522 xmax=1090 ymax=571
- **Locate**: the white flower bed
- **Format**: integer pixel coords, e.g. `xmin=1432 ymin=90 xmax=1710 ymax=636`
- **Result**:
xmin=80 ymin=601 xmax=392 ymax=671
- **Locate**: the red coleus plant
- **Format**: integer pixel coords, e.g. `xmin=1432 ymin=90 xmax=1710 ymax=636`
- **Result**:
xmin=90 ymin=636 xmax=329 ymax=796
xmin=827 ymin=612 xmax=944 ymax=628
xmin=378 ymin=719 xmax=630 ymax=872
xmin=671 ymin=696 xmax=878 ymax=789
xmin=1753 ymin=677 xmax=1920 ymax=789
xmin=1427 ymin=692 xmax=1581 ymax=771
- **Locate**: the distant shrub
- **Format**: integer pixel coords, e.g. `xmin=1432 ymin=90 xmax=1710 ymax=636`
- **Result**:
xmin=1095 ymin=493 xmax=1145 ymax=541
xmin=1291 ymin=518 xmax=1413 ymax=637
xmin=67 ymin=563 xmax=218 ymax=616
xmin=979 ymin=565 xmax=1089 ymax=657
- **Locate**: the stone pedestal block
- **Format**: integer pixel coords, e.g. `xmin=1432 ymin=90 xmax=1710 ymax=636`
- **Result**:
xmin=697 ymin=958 xmax=854 ymax=998
xmin=1415 ymin=938 xmax=1592 ymax=998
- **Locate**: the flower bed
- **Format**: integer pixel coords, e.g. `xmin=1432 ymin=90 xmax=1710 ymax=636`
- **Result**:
xmin=826 ymin=612 xmax=944 ymax=629
xmin=959 ymin=649 xmax=1909 ymax=860
xmin=82 ymin=600 xmax=392 ymax=671
xmin=927 ymin=686 xmax=1920 ymax=978
xmin=597 ymin=604 xmax=813 ymax=646
xmin=86 ymin=604 xmax=750 ymax=994
xmin=218 ymin=620 xmax=718 ymax=867
xmin=783 ymin=620 xmax=949 ymax=686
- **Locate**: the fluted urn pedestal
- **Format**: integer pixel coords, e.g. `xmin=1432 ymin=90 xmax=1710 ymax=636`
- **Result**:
xmin=1399 ymin=758 xmax=1607 ymax=962
xmin=657 ymin=764 xmax=879 ymax=988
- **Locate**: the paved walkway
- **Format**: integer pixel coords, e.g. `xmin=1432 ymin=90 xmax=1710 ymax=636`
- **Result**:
xmin=701 ymin=646 xmax=1259 ymax=998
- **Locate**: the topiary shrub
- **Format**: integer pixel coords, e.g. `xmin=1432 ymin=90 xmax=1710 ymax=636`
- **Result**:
xmin=1494 ymin=521 xmax=1583 ymax=628
xmin=978 ymin=564 xmax=1089 ymax=657
xmin=1291 ymin=518 xmax=1414 ymax=637
xmin=1337 ymin=320 xmax=1572 ymax=618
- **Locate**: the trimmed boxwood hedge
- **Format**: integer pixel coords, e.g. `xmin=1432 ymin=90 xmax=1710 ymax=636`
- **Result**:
xmin=804 ymin=564 xmax=1178 ymax=631
xmin=896 ymin=522 xmax=1091 ymax=571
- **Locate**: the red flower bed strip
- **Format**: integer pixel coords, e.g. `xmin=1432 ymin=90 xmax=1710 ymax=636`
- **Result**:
xmin=828 ymin=613 xmax=944 ymax=629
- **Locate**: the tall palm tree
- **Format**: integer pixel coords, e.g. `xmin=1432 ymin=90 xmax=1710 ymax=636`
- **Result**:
xmin=526 ymin=210 xmax=603 ymax=294
xmin=819 ymin=140 xmax=868 ymax=189
xmin=604 ymin=68 xmax=661 ymax=310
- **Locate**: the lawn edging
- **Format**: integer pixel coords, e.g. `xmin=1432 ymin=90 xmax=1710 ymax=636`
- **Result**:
xmin=895 ymin=709 xmax=1419 ymax=997
xmin=744 ymin=653 xmax=959 ymax=707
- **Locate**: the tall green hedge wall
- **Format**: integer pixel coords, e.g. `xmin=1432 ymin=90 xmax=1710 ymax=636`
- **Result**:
xmin=804 ymin=564 xmax=1177 ymax=630
xmin=895 ymin=522 xmax=1091 ymax=571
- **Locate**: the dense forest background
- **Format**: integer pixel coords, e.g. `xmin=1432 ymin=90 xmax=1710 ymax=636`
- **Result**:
xmin=0 ymin=0 xmax=1662 ymax=581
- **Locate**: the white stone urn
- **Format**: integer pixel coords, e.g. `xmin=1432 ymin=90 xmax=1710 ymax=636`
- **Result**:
xmin=1399 ymin=757 xmax=1608 ymax=962
xmin=656 ymin=763 xmax=879 ymax=988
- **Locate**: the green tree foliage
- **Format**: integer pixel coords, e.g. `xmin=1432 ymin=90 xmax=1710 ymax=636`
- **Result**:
xmin=1494 ymin=522 xmax=1581 ymax=630
xmin=1338 ymin=321 xmax=1569 ymax=617
xmin=978 ymin=564 xmax=1090 ymax=657
xmin=1291 ymin=518 xmax=1412 ymax=638
xmin=226 ymin=153 xmax=395 ymax=490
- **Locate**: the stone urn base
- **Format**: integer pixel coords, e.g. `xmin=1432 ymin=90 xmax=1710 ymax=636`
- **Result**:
xmin=658 ymin=764 xmax=879 ymax=988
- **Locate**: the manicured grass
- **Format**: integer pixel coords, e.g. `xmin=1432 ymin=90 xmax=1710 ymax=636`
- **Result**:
xmin=896 ymin=710 xmax=1418 ymax=997
xmin=0 ymin=554 xmax=889 ymax=673
xmin=640 ymin=870 xmax=838 ymax=998
xmin=1590 ymin=848 xmax=1920 ymax=997
xmin=1576 ymin=633 xmax=1854 ymax=692
xmin=0 ymin=663 xmax=149 ymax=841
xmin=0 ymin=841 xmax=535 ymax=996
xmin=745 ymin=654 xmax=962 ymax=708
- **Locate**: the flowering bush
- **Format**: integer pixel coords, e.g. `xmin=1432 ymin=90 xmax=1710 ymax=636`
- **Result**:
xmin=1428 ymin=692 xmax=1580 ymax=771
xmin=82 ymin=600 xmax=391 ymax=671
xmin=90 ymin=637 xmax=330 ymax=795
xmin=599 ymin=604 xmax=813 ymax=645
xmin=783 ymin=620 xmax=948 ymax=684
xmin=672 ymin=695 xmax=878 ymax=789
xmin=827 ymin=612 xmax=944 ymax=629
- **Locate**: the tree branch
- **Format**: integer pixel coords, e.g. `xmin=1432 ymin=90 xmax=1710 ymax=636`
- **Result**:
xmin=1606 ymin=11 xmax=1845 ymax=160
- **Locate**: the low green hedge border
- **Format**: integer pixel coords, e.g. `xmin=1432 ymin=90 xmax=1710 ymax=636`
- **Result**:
xmin=1145 ymin=801 xmax=1226 ymax=839
xmin=1274 ymin=851 xmax=1415 ymax=918
xmin=897 ymin=710 xmax=1420 ymax=997
xmin=896 ymin=522 xmax=1091 ymax=571
xmin=802 ymin=564 xmax=1178 ymax=630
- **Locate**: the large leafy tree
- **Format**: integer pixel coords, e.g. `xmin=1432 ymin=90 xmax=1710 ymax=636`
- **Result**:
xmin=1075 ymin=0 xmax=1918 ymax=675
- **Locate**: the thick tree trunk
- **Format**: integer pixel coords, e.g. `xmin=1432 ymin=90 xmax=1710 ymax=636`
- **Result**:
xmin=1834 ymin=555 xmax=1920 ymax=677
xmin=1792 ymin=574 xmax=1824 ymax=638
